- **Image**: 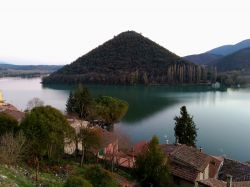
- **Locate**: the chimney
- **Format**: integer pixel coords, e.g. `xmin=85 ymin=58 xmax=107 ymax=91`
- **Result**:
xmin=199 ymin=147 xmax=203 ymax=152
xmin=226 ymin=174 xmax=232 ymax=187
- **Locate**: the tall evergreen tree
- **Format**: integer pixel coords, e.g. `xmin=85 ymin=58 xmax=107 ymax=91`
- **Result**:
xmin=174 ymin=106 xmax=197 ymax=147
xmin=66 ymin=84 xmax=92 ymax=119
xmin=134 ymin=136 xmax=171 ymax=187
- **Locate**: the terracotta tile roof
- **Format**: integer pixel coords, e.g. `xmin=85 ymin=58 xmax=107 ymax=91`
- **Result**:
xmin=132 ymin=143 xmax=222 ymax=183
xmin=1 ymin=109 xmax=25 ymax=122
xmin=198 ymin=178 xmax=226 ymax=187
xmin=170 ymin=144 xmax=210 ymax=172
xmin=232 ymin=181 xmax=250 ymax=187
xmin=171 ymin=161 xmax=199 ymax=182
xmin=96 ymin=127 xmax=118 ymax=148
xmin=160 ymin=144 xmax=178 ymax=156
xmin=218 ymin=158 xmax=250 ymax=181
xmin=198 ymin=179 xmax=250 ymax=187
xmin=128 ymin=141 xmax=148 ymax=156
xmin=209 ymin=156 xmax=224 ymax=178
xmin=0 ymin=104 xmax=18 ymax=111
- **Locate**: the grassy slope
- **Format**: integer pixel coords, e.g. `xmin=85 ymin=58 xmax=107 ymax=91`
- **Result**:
xmin=0 ymin=164 xmax=64 ymax=187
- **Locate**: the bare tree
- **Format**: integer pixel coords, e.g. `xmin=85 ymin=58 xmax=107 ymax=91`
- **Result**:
xmin=114 ymin=130 xmax=132 ymax=153
xmin=0 ymin=132 xmax=26 ymax=165
xmin=26 ymin=97 xmax=44 ymax=111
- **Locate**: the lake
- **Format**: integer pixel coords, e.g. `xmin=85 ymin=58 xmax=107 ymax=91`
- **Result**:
xmin=1 ymin=77 xmax=250 ymax=161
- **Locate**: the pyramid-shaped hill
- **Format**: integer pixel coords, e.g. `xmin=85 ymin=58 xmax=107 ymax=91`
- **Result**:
xmin=43 ymin=31 xmax=206 ymax=85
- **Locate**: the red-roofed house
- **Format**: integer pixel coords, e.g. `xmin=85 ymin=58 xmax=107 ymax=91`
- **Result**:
xmin=132 ymin=142 xmax=224 ymax=187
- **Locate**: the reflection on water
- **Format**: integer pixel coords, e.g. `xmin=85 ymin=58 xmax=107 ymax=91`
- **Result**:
xmin=44 ymin=83 xmax=227 ymax=123
xmin=1 ymin=77 xmax=250 ymax=161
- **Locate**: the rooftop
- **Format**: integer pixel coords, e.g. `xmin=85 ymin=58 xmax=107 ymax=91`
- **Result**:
xmin=209 ymin=156 xmax=224 ymax=178
xmin=170 ymin=144 xmax=210 ymax=172
xmin=2 ymin=109 xmax=26 ymax=122
xmin=198 ymin=178 xmax=250 ymax=187
xmin=218 ymin=158 xmax=250 ymax=181
xmin=132 ymin=143 xmax=222 ymax=182
xmin=0 ymin=103 xmax=18 ymax=112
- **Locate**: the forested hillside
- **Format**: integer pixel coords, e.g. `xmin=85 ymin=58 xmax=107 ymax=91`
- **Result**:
xmin=212 ymin=47 xmax=250 ymax=72
xmin=184 ymin=53 xmax=223 ymax=65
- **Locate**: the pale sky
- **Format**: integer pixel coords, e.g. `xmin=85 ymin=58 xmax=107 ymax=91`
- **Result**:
xmin=0 ymin=0 xmax=250 ymax=65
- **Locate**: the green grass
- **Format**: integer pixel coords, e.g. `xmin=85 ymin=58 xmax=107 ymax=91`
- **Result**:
xmin=0 ymin=164 xmax=33 ymax=187
xmin=0 ymin=164 xmax=64 ymax=187
xmin=0 ymin=163 xmax=132 ymax=187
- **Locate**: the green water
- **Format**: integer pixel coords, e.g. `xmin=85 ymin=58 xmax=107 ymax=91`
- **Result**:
xmin=1 ymin=77 xmax=250 ymax=161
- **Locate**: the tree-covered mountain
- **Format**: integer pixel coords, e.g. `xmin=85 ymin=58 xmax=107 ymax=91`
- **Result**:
xmin=212 ymin=47 xmax=250 ymax=72
xmin=43 ymin=31 xmax=206 ymax=85
xmin=207 ymin=39 xmax=250 ymax=56
xmin=184 ymin=53 xmax=223 ymax=65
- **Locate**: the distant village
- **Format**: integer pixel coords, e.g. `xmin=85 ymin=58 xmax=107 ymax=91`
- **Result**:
xmin=1 ymin=90 xmax=250 ymax=187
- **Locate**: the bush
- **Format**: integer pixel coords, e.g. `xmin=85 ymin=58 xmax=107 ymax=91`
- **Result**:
xmin=85 ymin=165 xmax=120 ymax=187
xmin=64 ymin=175 xmax=92 ymax=187
xmin=0 ymin=112 xmax=18 ymax=136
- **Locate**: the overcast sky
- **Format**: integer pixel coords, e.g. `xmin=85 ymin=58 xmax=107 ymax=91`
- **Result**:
xmin=0 ymin=0 xmax=250 ymax=65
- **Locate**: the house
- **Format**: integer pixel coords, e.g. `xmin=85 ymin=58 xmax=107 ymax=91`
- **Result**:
xmin=162 ymin=144 xmax=223 ymax=187
xmin=96 ymin=127 xmax=119 ymax=159
xmin=131 ymin=141 xmax=250 ymax=187
xmin=218 ymin=158 xmax=250 ymax=181
xmin=64 ymin=118 xmax=119 ymax=159
xmin=198 ymin=177 xmax=250 ymax=187
xmin=1 ymin=109 xmax=26 ymax=123
xmin=131 ymin=142 xmax=223 ymax=187
xmin=212 ymin=82 xmax=221 ymax=89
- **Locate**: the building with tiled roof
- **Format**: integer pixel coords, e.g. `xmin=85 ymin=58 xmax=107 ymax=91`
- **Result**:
xmin=198 ymin=178 xmax=250 ymax=187
xmin=0 ymin=92 xmax=25 ymax=123
xmin=218 ymin=158 xmax=250 ymax=182
xmin=2 ymin=109 xmax=26 ymax=123
xmin=64 ymin=121 xmax=119 ymax=160
xmin=133 ymin=142 xmax=224 ymax=187
xmin=209 ymin=156 xmax=224 ymax=179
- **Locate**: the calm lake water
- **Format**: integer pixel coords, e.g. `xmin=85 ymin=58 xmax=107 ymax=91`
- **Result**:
xmin=1 ymin=77 xmax=250 ymax=161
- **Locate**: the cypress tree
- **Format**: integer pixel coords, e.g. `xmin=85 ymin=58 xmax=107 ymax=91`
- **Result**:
xmin=174 ymin=106 xmax=197 ymax=147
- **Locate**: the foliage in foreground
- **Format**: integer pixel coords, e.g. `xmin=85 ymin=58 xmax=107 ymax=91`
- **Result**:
xmin=0 ymin=132 xmax=26 ymax=165
xmin=64 ymin=175 xmax=92 ymax=187
xmin=0 ymin=164 xmax=64 ymax=187
xmin=0 ymin=112 xmax=18 ymax=136
xmin=134 ymin=136 xmax=172 ymax=187
xmin=20 ymin=106 xmax=74 ymax=161
xmin=85 ymin=165 xmax=120 ymax=187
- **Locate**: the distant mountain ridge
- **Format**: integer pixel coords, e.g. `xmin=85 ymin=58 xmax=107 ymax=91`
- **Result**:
xmin=0 ymin=63 xmax=63 ymax=71
xmin=0 ymin=63 xmax=63 ymax=77
xmin=43 ymin=31 xmax=206 ymax=85
xmin=212 ymin=47 xmax=250 ymax=72
xmin=207 ymin=39 xmax=250 ymax=56
xmin=184 ymin=53 xmax=223 ymax=65
xmin=184 ymin=39 xmax=250 ymax=72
